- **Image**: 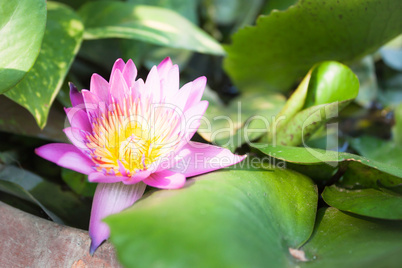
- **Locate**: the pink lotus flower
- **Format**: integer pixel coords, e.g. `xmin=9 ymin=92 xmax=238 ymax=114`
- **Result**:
xmin=36 ymin=58 xmax=245 ymax=254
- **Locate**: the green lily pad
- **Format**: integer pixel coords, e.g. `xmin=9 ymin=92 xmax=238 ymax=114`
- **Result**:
xmin=322 ymin=185 xmax=402 ymax=220
xmin=348 ymin=135 xmax=402 ymax=169
xmin=106 ymin=168 xmax=318 ymax=267
xmin=199 ymin=89 xmax=285 ymax=151
xmin=0 ymin=0 xmax=46 ymax=93
xmin=78 ymin=1 xmax=224 ymax=55
xmin=251 ymin=144 xmax=402 ymax=181
xmin=5 ymin=2 xmax=84 ymax=129
xmin=269 ymin=61 xmax=359 ymax=146
xmin=262 ymin=0 xmax=297 ymax=14
xmin=224 ymin=0 xmax=402 ymax=92
xmin=300 ymin=207 xmax=402 ymax=267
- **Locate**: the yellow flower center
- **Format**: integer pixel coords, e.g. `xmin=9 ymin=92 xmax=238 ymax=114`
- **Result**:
xmin=85 ymin=95 xmax=182 ymax=176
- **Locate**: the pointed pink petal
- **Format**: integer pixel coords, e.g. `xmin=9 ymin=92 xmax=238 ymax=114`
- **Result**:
xmin=110 ymin=58 xmax=125 ymax=80
xmin=145 ymin=66 xmax=161 ymax=102
xmin=143 ymin=169 xmax=186 ymax=189
xmin=157 ymin=57 xmax=173 ymax=80
xmin=63 ymin=127 xmax=88 ymax=151
xmin=131 ymin=78 xmax=145 ymax=99
xmin=122 ymin=59 xmax=137 ymax=87
xmin=69 ymin=82 xmax=83 ymax=107
xmin=90 ymin=74 xmax=110 ymax=103
xmin=65 ymin=107 xmax=92 ymax=132
xmin=88 ymin=173 xmax=125 ymax=183
xmin=161 ymin=64 xmax=180 ymax=101
xmin=89 ymin=182 xmax=146 ymax=255
xmin=182 ymin=100 xmax=209 ymax=141
xmin=122 ymin=170 xmax=151 ymax=185
xmin=82 ymin=90 xmax=101 ymax=125
xmin=184 ymin=76 xmax=207 ymax=111
xmin=167 ymin=81 xmax=193 ymax=112
xmin=170 ymin=142 xmax=246 ymax=177
xmin=110 ymin=69 xmax=128 ymax=103
xmin=35 ymin=143 xmax=94 ymax=175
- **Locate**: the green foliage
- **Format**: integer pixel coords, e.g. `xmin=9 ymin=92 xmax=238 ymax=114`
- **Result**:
xmin=4 ymin=2 xmax=84 ymax=129
xmin=0 ymin=0 xmax=46 ymax=93
xmin=224 ymin=0 xmax=402 ymax=92
xmin=300 ymin=208 xmax=402 ymax=267
xmin=322 ymin=186 xmax=402 ymax=220
xmin=0 ymin=0 xmax=401 ymax=266
xmin=106 ymin=168 xmax=318 ymax=267
xmin=78 ymin=1 xmax=224 ymax=55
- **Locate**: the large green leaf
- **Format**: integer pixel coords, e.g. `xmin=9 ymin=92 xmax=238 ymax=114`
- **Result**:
xmin=300 ymin=207 xmax=402 ymax=267
xmin=269 ymin=62 xmax=359 ymax=146
xmin=199 ymin=88 xmax=285 ymax=151
xmin=78 ymin=1 xmax=225 ymax=55
xmin=251 ymin=144 xmax=402 ymax=180
xmin=106 ymin=168 xmax=318 ymax=267
xmin=224 ymin=0 xmax=402 ymax=92
xmin=322 ymin=185 xmax=402 ymax=220
xmin=5 ymin=2 xmax=83 ymax=129
xmin=0 ymin=0 xmax=46 ymax=93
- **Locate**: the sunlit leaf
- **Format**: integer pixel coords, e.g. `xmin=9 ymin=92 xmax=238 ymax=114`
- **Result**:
xmin=270 ymin=62 xmax=359 ymax=146
xmin=300 ymin=207 xmax=402 ymax=267
xmin=224 ymin=0 xmax=402 ymax=92
xmin=251 ymin=144 xmax=402 ymax=181
xmin=106 ymin=168 xmax=318 ymax=267
xmin=0 ymin=0 xmax=46 ymax=93
xmin=5 ymin=2 xmax=84 ymax=129
xmin=79 ymin=1 xmax=225 ymax=55
xmin=322 ymin=185 xmax=402 ymax=220
xmin=199 ymin=88 xmax=285 ymax=151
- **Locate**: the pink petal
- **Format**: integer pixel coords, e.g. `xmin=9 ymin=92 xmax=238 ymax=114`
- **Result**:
xmin=64 ymin=127 xmax=88 ymax=151
xmin=69 ymin=82 xmax=83 ymax=107
xmin=167 ymin=81 xmax=193 ymax=112
xmin=82 ymin=90 xmax=101 ymax=125
xmin=170 ymin=141 xmax=246 ymax=177
xmin=145 ymin=66 xmax=161 ymax=102
xmin=131 ymin=78 xmax=145 ymax=99
xmin=160 ymin=64 xmax=180 ymax=101
xmin=110 ymin=69 xmax=128 ymax=103
xmin=89 ymin=182 xmax=146 ymax=255
xmin=143 ymin=169 xmax=186 ymax=189
xmin=157 ymin=57 xmax=173 ymax=79
xmin=182 ymin=100 xmax=209 ymax=141
xmin=90 ymin=74 xmax=110 ymax=103
xmin=122 ymin=59 xmax=137 ymax=87
xmin=122 ymin=170 xmax=151 ymax=185
xmin=110 ymin=58 xmax=125 ymax=80
xmin=184 ymin=76 xmax=207 ymax=111
xmin=64 ymin=107 xmax=92 ymax=132
xmin=35 ymin=143 xmax=94 ymax=175
xmin=88 ymin=173 xmax=125 ymax=183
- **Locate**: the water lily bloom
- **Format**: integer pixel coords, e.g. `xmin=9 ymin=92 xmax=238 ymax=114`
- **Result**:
xmin=36 ymin=58 xmax=245 ymax=254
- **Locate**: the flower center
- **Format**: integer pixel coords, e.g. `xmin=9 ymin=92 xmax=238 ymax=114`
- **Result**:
xmin=85 ymin=95 xmax=182 ymax=176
